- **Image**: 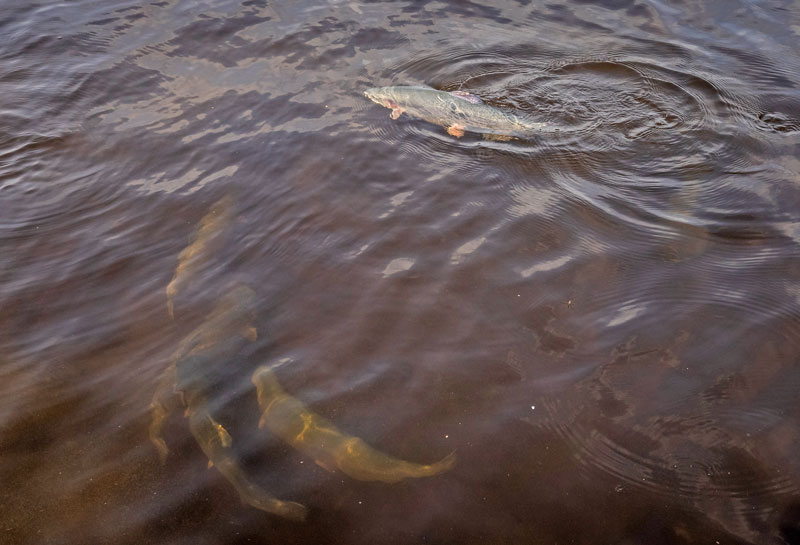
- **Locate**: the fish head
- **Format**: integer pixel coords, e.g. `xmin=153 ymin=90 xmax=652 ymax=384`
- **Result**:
xmin=364 ymin=87 xmax=400 ymax=110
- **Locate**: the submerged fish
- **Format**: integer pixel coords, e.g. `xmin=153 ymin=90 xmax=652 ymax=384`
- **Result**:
xmin=166 ymin=194 xmax=234 ymax=319
xmin=180 ymin=355 xmax=307 ymax=521
xmin=252 ymin=365 xmax=456 ymax=484
xmin=149 ymin=285 xmax=307 ymax=521
xmin=364 ymin=85 xmax=547 ymax=139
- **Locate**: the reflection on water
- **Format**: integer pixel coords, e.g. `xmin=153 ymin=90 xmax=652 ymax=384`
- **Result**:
xmin=2 ymin=0 xmax=800 ymax=543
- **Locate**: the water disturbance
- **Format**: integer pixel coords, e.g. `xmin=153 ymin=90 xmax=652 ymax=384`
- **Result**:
xmin=2 ymin=1 xmax=800 ymax=544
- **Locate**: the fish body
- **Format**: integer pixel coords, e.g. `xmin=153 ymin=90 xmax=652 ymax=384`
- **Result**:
xmin=364 ymin=85 xmax=546 ymax=138
xmin=185 ymin=391 xmax=307 ymax=521
xmin=150 ymin=285 xmax=307 ymax=520
xmin=253 ymin=366 xmax=456 ymax=484
xmin=166 ymin=194 xmax=234 ymax=318
xmin=173 ymin=284 xmax=258 ymax=364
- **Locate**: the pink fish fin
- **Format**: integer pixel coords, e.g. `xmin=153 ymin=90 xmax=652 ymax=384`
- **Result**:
xmin=450 ymin=90 xmax=483 ymax=104
xmin=447 ymin=124 xmax=465 ymax=138
xmin=390 ymin=107 xmax=404 ymax=120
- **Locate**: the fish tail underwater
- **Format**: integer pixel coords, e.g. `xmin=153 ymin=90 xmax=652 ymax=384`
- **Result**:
xmin=252 ymin=365 xmax=457 ymax=484
xmin=187 ymin=403 xmax=308 ymax=521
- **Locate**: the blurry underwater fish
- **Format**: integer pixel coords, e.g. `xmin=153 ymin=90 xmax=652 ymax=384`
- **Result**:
xmin=253 ymin=365 xmax=456 ymax=483
xmin=364 ymin=85 xmax=547 ymax=139
xmin=166 ymin=194 xmax=234 ymax=319
xmin=149 ymin=285 xmax=307 ymax=521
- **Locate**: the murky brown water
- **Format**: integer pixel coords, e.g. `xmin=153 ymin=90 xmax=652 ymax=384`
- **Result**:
xmin=2 ymin=1 xmax=800 ymax=543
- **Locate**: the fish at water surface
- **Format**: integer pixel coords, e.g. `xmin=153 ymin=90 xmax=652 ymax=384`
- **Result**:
xmin=364 ymin=85 xmax=547 ymax=139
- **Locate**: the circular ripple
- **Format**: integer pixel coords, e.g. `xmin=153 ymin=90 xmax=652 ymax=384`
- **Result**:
xmin=367 ymin=49 xmax=793 ymax=243
xmin=533 ymin=301 xmax=800 ymax=506
xmin=539 ymin=380 xmax=800 ymax=502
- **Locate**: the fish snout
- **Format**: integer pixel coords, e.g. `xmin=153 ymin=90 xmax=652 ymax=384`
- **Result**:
xmin=364 ymin=87 xmax=381 ymax=103
xmin=364 ymin=87 xmax=395 ymax=106
xmin=364 ymin=88 xmax=400 ymax=111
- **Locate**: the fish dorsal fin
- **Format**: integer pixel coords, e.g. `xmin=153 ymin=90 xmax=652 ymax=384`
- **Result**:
xmin=450 ymin=90 xmax=483 ymax=104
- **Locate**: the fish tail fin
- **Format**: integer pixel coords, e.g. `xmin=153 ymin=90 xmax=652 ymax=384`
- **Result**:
xmin=216 ymin=456 xmax=308 ymax=520
xmin=192 ymin=412 xmax=307 ymax=521
xmin=244 ymin=495 xmax=308 ymax=522
xmin=428 ymin=450 xmax=457 ymax=475
xmin=233 ymin=478 xmax=308 ymax=521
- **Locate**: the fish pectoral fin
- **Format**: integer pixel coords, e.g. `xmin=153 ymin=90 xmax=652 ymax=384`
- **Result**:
xmin=390 ymin=108 xmax=404 ymax=120
xmin=211 ymin=418 xmax=233 ymax=448
xmin=208 ymin=460 xmax=214 ymax=469
xmin=447 ymin=125 xmax=465 ymax=138
xmin=433 ymin=450 xmax=457 ymax=473
xmin=165 ymin=280 xmax=177 ymax=319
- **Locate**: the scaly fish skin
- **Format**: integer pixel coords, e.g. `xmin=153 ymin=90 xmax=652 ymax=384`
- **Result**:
xmin=364 ymin=85 xmax=546 ymax=138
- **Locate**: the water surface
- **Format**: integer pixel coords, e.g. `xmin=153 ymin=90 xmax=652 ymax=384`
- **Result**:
xmin=2 ymin=1 xmax=800 ymax=543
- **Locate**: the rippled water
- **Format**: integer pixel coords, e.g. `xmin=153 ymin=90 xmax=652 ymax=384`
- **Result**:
xmin=2 ymin=1 xmax=800 ymax=543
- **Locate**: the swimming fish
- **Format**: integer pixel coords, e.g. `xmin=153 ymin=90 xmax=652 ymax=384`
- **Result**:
xmin=151 ymin=284 xmax=258 ymax=462
xmin=364 ymin=85 xmax=547 ymax=139
xmin=252 ymin=365 xmax=456 ymax=483
xmin=166 ymin=194 xmax=234 ymax=319
xmin=149 ymin=285 xmax=307 ymax=520
xmin=184 ymin=387 xmax=307 ymax=521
